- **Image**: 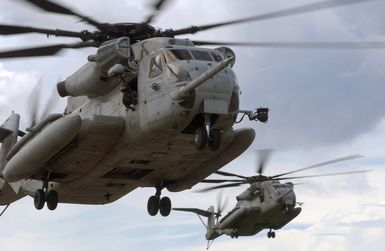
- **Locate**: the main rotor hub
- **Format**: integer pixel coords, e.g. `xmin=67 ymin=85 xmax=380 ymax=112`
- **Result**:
xmin=101 ymin=23 xmax=158 ymax=41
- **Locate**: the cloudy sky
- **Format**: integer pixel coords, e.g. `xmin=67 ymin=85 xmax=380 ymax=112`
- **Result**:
xmin=1 ymin=0 xmax=385 ymax=250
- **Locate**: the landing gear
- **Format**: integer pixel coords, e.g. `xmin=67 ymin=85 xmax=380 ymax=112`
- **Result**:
xmin=46 ymin=190 xmax=59 ymax=211
xmin=230 ymin=230 xmax=239 ymax=239
xmin=33 ymin=182 xmax=59 ymax=211
xmin=34 ymin=189 xmax=45 ymax=210
xmin=194 ymin=126 xmax=221 ymax=151
xmin=147 ymin=195 xmax=160 ymax=216
xmin=159 ymin=197 xmax=172 ymax=217
xmin=194 ymin=126 xmax=208 ymax=150
xmin=267 ymin=229 xmax=276 ymax=239
xmin=208 ymin=128 xmax=221 ymax=151
xmin=146 ymin=185 xmax=172 ymax=217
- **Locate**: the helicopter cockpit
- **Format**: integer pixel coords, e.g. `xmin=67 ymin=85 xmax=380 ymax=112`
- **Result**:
xmin=272 ymin=183 xmax=292 ymax=194
xmin=148 ymin=48 xmax=228 ymax=85
xmin=163 ymin=48 xmax=225 ymax=63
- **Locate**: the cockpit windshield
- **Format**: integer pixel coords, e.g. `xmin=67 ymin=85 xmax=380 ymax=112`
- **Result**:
xmin=191 ymin=50 xmax=212 ymax=61
xmin=164 ymin=49 xmax=225 ymax=63
xmin=272 ymin=184 xmax=291 ymax=193
xmin=164 ymin=49 xmax=192 ymax=63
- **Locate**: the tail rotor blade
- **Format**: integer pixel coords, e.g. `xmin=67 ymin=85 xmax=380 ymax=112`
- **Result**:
xmin=40 ymin=83 xmax=60 ymax=120
xmin=26 ymin=80 xmax=42 ymax=129
xmin=216 ymin=190 xmax=228 ymax=219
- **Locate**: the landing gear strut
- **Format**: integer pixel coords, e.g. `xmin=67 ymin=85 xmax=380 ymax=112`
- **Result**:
xmin=267 ymin=229 xmax=276 ymax=239
xmin=194 ymin=126 xmax=221 ymax=151
xmin=147 ymin=185 xmax=172 ymax=217
xmin=33 ymin=181 xmax=59 ymax=211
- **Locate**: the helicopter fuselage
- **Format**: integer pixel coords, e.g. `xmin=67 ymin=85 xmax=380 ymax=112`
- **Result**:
xmin=0 ymin=37 xmax=255 ymax=207
xmin=208 ymin=181 xmax=301 ymax=239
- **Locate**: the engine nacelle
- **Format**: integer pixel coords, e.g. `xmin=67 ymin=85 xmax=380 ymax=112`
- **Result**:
xmin=57 ymin=37 xmax=131 ymax=98
xmin=2 ymin=115 xmax=81 ymax=182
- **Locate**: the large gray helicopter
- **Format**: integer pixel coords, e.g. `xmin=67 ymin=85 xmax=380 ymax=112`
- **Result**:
xmin=0 ymin=0 xmax=383 ymax=218
xmin=174 ymin=151 xmax=370 ymax=248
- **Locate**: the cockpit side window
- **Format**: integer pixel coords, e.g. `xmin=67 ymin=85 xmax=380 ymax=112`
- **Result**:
xmin=210 ymin=51 xmax=224 ymax=62
xmin=149 ymin=54 xmax=163 ymax=78
xmin=191 ymin=50 xmax=213 ymax=61
xmin=164 ymin=49 xmax=192 ymax=63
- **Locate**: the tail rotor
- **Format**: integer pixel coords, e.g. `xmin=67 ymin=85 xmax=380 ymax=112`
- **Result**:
xmin=25 ymin=77 xmax=60 ymax=131
xmin=215 ymin=190 xmax=228 ymax=222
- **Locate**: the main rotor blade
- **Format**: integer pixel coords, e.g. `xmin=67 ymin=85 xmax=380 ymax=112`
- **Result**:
xmin=192 ymin=40 xmax=385 ymax=49
xmin=200 ymin=179 xmax=244 ymax=184
xmin=257 ymin=149 xmax=273 ymax=175
xmin=274 ymin=169 xmax=372 ymax=180
xmin=272 ymin=154 xmax=363 ymax=178
xmin=0 ymin=24 xmax=83 ymax=38
xmin=143 ymin=0 xmax=170 ymax=25
xmin=215 ymin=170 xmax=248 ymax=179
xmin=23 ymin=0 xmax=104 ymax=30
xmin=196 ymin=182 xmax=245 ymax=193
xmin=0 ymin=41 xmax=96 ymax=59
xmin=0 ymin=204 xmax=10 ymax=218
xmin=163 ymin=0 xmax=379 ymax=36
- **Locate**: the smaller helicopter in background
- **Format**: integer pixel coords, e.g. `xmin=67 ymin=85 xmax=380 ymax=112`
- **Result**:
xmin=173 ymin=151 xmax=370 ymax=248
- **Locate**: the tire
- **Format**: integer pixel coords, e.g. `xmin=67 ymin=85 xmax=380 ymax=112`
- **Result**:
xmin=208 ymin=128 xmax=221 ymax=151
xmin=271 ymin=232 xmax=276 ymax=238
xmin=159 ymin=197 xmax=172 ymax=217
xmin=194 ymin=126 xmax=208 ymax=150
xmin=147 ymin=196 xmax=159 ymax=216
xmin=46 ymin=190 xmax=59 ymax=211
xmin=34 ymin=189 xmax=46 ymax=210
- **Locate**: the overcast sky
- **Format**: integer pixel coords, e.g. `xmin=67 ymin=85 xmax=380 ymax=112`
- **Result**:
xmin=1 ymin=0 xmax=385 ymax=250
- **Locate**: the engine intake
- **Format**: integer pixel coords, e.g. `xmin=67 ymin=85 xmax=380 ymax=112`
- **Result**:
xmin=57 ymin=37 xmax=132 ymax=98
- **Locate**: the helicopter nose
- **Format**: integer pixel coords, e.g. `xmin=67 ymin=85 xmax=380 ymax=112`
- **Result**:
xmin=281 ymin=190 xmax=296 ymax=208
xmin=172 ymin=57 xmax=234 ymax=100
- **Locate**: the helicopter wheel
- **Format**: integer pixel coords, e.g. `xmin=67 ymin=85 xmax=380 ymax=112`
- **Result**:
xmin=159 ymin=197 xmax=172 ymax=217
xmin=34 ymin=189 xmax=46 ymax=210
xmin=194 ymin=126 xmax=208 ymax=150
xmin=46 ymin=190 xmax=59 ymax=211
xmin=267 ymin=230 xmax=276 ymax=238
xmin=208 ymin=128 xmax=221 ymax=151
xmin=147 ymin=195 xmax=160 ymax=216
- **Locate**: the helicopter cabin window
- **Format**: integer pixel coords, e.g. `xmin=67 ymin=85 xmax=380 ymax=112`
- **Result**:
xmin=164 ymin=49 xmax=192 ymax=63
xmin=149 ymin=54 xmax=163 ymax=78
xmin=191 ymin=50 xmax=213 ymax=61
